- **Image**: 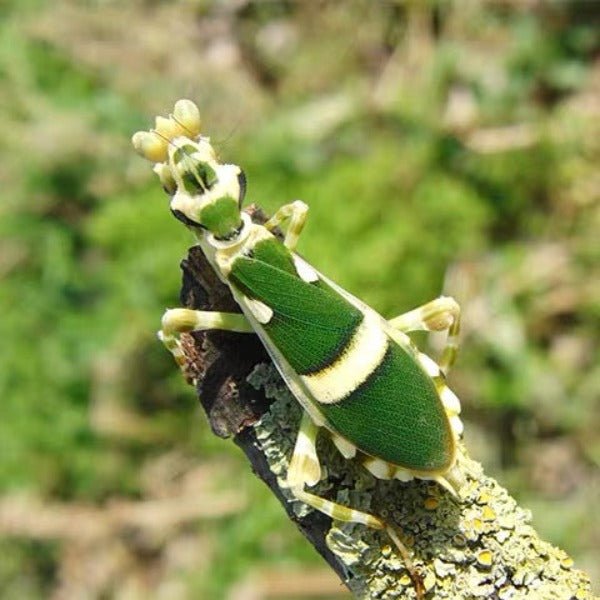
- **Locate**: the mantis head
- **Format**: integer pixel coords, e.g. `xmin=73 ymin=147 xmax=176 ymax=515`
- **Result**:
xmin=132 ymin=99 xmax=246 ymax=240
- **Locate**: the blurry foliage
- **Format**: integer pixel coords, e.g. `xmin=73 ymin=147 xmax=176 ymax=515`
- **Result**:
xmin=0 ymin=1 xmax=598 ymax=598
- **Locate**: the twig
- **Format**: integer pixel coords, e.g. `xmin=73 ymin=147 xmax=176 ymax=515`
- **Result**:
xmin=178 ymin=207 xmax=595 ymax=600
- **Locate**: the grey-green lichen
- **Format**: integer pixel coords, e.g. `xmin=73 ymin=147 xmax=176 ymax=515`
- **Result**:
xmin=248 ymin=363 xmax=596 ymax=600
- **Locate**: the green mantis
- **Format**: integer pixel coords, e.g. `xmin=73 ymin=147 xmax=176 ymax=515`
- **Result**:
xmin=133 ymin=100 xmax=465 ymax=598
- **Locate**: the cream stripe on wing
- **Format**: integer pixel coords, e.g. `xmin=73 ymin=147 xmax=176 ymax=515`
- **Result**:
xmin=301 ymin=310 xmax=388 ymax=404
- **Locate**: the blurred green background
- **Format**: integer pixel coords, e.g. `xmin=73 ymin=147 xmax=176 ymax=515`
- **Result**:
xmin=0 ymin=1 xmax=598 ymax=598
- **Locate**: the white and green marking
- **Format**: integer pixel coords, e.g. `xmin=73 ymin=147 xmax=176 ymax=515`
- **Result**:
xmin=133 ymin=100 xmax=466 ymax=599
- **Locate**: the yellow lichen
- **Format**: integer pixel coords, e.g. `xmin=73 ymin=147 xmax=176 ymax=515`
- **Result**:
xmin=482 ymin=505 xmax=496 ymax=521
xmin=476 ymin=549 xmax=493 ymax=568
xmin=424 ymin=496 xmax=439 ymax=510
xmin=422 ymin=570 xmax=436 ymax=593
xmin=561 ymin=556 xmax=574 ymax=569
xmin=477 ymin=491 xmax=491 ymax=504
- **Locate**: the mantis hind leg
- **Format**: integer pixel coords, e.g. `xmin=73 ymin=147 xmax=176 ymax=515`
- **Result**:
xmin=389 ymin=297 xmax=464 ymax=446
xmin=286 ymin=412 xmax=425 ymax=599
xmin=389 ymin=296 xmax=461 ymax=375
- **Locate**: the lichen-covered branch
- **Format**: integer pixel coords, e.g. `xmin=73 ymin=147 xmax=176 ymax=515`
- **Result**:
xmin=177 ymin=207 xmax=595 ymax=600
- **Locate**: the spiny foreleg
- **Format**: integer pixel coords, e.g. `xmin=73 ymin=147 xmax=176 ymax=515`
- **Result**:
xmin=159 ymin=308 xmax=253 ymax=372
xmin=263 ymin=200 xmax=309 ymax=251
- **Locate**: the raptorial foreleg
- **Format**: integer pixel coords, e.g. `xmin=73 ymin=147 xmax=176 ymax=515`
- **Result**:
xmin=159 ymin=308 xmax=253 ymax=371
xmin=263 ymin=200 xmax=309 ymax=251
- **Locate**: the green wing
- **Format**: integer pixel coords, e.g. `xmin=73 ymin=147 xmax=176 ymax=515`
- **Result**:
xmin=229 ymin=242 xmax=363 ymax=376
xmin=228 ymin=238 xmax=454 ymax=472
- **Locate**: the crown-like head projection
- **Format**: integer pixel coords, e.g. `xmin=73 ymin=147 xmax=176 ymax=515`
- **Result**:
xmin=132 ymin=99 xmax=246 ymax=240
